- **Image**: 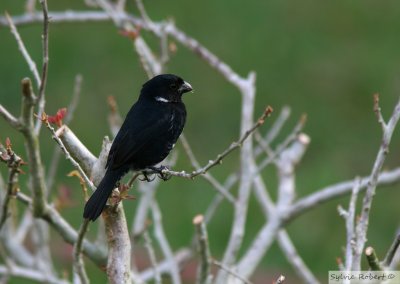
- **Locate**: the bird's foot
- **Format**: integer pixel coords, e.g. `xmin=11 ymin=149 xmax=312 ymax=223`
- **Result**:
xmin=149 ymin=165 xmax=172 ymax=181
xmin=139 ymin=171 xmax=156 ymax=182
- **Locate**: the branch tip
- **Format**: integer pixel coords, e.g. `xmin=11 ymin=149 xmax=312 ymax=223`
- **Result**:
xmin=365 ymin=246 xmax=383 ymax=271
xmin=21 ymin=78 xmax=34 ymax=99
xmin=373 ymin=93 xmax=380 ymax=112
xmin=193 ymin=214 xmax=204 ymax=225
xmin=298 ymin=133 xmax=310 ymax=145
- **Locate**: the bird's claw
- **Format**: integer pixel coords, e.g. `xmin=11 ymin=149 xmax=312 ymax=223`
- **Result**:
xmin=149 ymin=166 xmax=172 ymax=181
xmin=139 ymin=171 xmax=156 ymax=182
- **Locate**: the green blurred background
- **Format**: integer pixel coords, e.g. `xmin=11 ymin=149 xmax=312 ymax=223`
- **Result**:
xmin=1 ymin=0 xmax=400 ymax=283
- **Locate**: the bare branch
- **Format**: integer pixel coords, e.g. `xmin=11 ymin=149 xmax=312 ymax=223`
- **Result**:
xmin=25 ymin=0 xmax=36 ymax=14
xmin=203 ymin=175 xmax=237 ymax=224
xmin=134 ymin=0 xmax=151 ymax=25
xmin=14 ymin=211 xmax=33 ymax=243
xmin=151 ymin=201 xmax=181 ymax=284
xmin=132 ymin=178 xmax=160 ymax=236
xmin=373 ymin=94 xmax=386 ymax=130
xmin=277 ymin=133 xmax=310 ymax=207
xmin=277 ymin=231 xmax=319 ymax=284
xmin=56 ymin=125 xmax=96 ymax=175
xmin=0 ymin=142 xmax=24 ymax=230
xmin=46 ymin=74 xmax=83 ymax=190
xmin=252 ymin=172 xmax=319 ymax=284
xmin=193 ymin=215 xmax=212 ymax=284
xmin=4 ymin=13 xmax=41 ymax=87
xmin=180 ymin=134 xmax=235 ymax=203
xmin=338 ymin=178 xmax=360 ymax=271
xmin=286 ymin=167 xmax=400 ymax=222
xmin=34 ymin=0 xmax=50 ymax=134
xmin=107 ymin=96 xmax=123 ymax=138
xmin=20 ymin=78 xmax=47 ymax=216
xmin=73 ymin=219 xmax=90 ymax=284
xmin=42 ymin=117 xmax=95 ymax=191
xmin=0 ymin=105 xmax=21 ymax=129
xmin=0 ymin=264 xmax=69 ymax=284
xmin=65 ymin=74 xmax=83 ymax=125
xmin=353 ymin=96 xmax=400 ymax=270
xmin=212 ymin=259 xmax=253 ymax=284
xmin=159 ymin=106 xmax=273 ymax=179
xmin=255 ymin=114 xmax=307 ymax=174
xmin=14 ymin=192 xmax=107 ymax=266
xmin=139 ymin=248 xmax=192 ymax=282
xmin=143 ymin=231 xmax=161 ymax=284
xmin=383 ymin=233 xmax=400 ymax=267
xmin=103 ymin=204 xmax=132 ymax=284
xmin=260 ymin=106 xmax=291 ymax=148
xmin=0 ymin=11 xmax=121 ymax=26
xmin=114 ymin=0 xmax=126 ymax=11
xmin=215 ymin=72 xmax=258 ymax=283
xmin=236 ymin=134 xmax=310 ymax=280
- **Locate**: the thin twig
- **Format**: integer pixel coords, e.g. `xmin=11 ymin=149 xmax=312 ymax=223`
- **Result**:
xmin=73 ymin=219 xmax=90 ymax=284
xmin=156 ymin=106 xmax=273 ymax=179
xmin=46 ymin=74 xmax=83 ymax=191
xmin=41 ymin=116 xmax=96 ymax=192
xmin=203 ymin=175 xmax=237 ymax=224
xmin=139 ymin=248 xmax=192 ymax=282
xmin=134 ymin=0 xmax=151 ymax=24
xmin=0 ymin=105 xmax=21 ymax=130
xmin=0 ymin=264 xmax=69 ymax=284
xmin=255 ymin=114 xmax=307 ymax=173
xmin=34 ymin=0 xmax=50 ymax=134
xmin=151 ymin=201 xmax=181 ymax=284
xmin=107 ymin=96 xmax=123 ymax=138
xmin=259 ymin=106 xmax=291 ymax=151
xmin=14 ymin=210 xmax=33 ymax=243
xmin=65 ymin=74 xmax=83 ymax=125
xmin=4 ymin=13 xmax=40 ymax=87
xmin=132 ymin=178 xmax=159 ymax=236
xmin=212 ymin=259 xmax=253 ymax=284
xmin=338 ymin=177 xmax=360 ymax=271
xmin=383 ymin=234 xmax=400 ymax=267
xmin=286 ymin=167 xmax=400 ymax=223
xmin=180 ymin=134 xmax=235 ymax=203
xmin=0 ymin=143 xmax=23 ymax=230
xmin=143 ymin=231 xmax=161 ymax=284
xmin=277 ymin=231 xmax=319 ymax=284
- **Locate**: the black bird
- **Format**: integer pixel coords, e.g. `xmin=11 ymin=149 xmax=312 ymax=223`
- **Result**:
xmin=83 ymin=74 xmax=192 ymax=221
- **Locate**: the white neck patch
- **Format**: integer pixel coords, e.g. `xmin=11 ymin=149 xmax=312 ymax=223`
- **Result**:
xmin=155 ymin=96 xmax=170 ymax=103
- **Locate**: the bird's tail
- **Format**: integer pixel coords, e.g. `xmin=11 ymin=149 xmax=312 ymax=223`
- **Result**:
xmin=83 ymin=169 xmax=124 ymax=221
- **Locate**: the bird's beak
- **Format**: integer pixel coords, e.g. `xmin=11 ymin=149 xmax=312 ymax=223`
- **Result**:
xmin=179 ymin=81 xmax=193 ymax=94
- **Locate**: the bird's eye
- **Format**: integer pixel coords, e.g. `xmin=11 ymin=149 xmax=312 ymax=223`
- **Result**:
xmin=170 ymin=83 xmax=177 ymax=90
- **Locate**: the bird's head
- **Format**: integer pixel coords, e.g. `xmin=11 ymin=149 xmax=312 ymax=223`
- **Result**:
xmin=140 ymin=74 xmax=193 ymax=103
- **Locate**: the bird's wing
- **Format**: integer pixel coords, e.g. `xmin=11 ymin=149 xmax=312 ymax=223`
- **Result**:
xmin=106 ymin=102 xmax=170 ymax=170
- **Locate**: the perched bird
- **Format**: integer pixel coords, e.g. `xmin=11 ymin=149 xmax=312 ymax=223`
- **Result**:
xmin=83 ymin=74 xmax=192 ymax=221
